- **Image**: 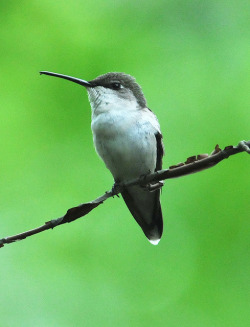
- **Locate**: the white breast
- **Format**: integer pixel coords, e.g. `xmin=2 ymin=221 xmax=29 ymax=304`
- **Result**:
xmin=87 ymin=86 xmax=161 ymax=182
xmin=91 ymin=107 xmax=160 ymax=182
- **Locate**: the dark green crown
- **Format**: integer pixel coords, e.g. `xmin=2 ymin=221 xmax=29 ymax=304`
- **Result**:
xmin=90 ymin=72 xmax=147 ymax=108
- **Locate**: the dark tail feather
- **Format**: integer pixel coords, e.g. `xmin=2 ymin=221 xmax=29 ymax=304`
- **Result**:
xmin=121 ymin=185 xmax=163 ymax=244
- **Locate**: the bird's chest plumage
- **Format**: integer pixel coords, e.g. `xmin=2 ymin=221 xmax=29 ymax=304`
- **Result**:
xmin=91 ymin=109 xmax=158 ymax=182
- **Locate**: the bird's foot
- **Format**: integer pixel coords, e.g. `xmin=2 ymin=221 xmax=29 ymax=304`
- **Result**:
xmin=111 ymin=182 xmax=121 ymax=198
xmin=146 ymin=181 xmax=164 ymax=192
xmin=139 ymin=170 xmax=164 ymax=192
xmin=238 ymin=140 xmax=250 ymax=154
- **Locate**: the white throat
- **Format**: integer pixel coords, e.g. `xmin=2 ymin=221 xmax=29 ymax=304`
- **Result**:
xmin=87 ymin=86 xmax=140 ymax=117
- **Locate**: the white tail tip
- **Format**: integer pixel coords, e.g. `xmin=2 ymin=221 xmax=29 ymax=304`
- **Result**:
xmin=148 ymin=238 xmax=161 ymax=245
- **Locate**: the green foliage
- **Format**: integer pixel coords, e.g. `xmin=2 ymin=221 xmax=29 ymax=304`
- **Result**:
xmin=0 ymin=1 xmax=249 ymax=326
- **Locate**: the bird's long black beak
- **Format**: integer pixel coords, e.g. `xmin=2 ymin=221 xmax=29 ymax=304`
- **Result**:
xmin=40 ymin=71 xmax=92 ymax=87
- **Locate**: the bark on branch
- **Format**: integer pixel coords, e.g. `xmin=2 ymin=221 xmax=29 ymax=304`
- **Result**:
xmin=0 ymin=140 xmax=249 ymax=248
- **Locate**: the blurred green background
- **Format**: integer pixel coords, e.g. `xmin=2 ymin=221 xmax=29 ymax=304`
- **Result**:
xmin=0 ymin=1 xmax=249 ymax=326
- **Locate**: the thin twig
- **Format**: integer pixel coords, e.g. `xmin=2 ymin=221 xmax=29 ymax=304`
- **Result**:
xmin=0 ymin=140 xmax=249 ymax=248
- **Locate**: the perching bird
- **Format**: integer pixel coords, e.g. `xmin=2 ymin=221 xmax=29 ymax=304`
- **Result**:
xmin=40 ymin=71 xmax=164 ymax=245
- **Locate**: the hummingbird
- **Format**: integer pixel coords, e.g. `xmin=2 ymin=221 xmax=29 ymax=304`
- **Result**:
xmin=40 ymin=71 xmax=164 ymax=245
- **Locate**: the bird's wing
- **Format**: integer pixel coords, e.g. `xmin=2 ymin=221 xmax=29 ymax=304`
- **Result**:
xmin=155 ymin=131 xmax=164 ymax=171
xmin=121 ymin=131 xmax=164 ymax=244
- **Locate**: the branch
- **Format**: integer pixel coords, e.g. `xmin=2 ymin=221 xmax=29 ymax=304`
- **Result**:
xmin=1 ymin=140 xmax=249 ymax=248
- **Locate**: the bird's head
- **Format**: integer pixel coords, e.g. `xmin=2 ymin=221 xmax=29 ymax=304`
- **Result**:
xmin=40 ymin=71 xmax=147 ymax=114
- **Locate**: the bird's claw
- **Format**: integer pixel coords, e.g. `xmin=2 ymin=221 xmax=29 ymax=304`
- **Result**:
xmin=145 ymin=181 xmax=164 ymax=192
xmin=111 ymin=182 xmax=121 ymax=198
xmin=138 ymin=171 xmax=164 ymax=191
xmin=238 ymin=140 xmax=250 ymax=154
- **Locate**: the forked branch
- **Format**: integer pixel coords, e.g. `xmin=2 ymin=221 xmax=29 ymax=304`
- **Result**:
xmin=0 ymin=140 xmax=249 ymax=248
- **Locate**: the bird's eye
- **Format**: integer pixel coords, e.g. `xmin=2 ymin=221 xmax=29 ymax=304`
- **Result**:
xmin=111 ymin=82 xmax=122 ymax=90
